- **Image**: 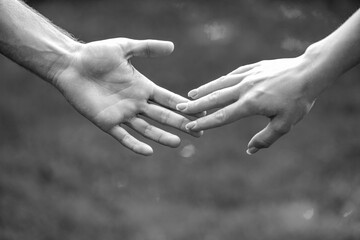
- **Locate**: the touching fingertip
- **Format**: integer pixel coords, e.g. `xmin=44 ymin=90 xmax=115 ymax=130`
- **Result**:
xmin=188 ymin=89 xmax=198 ymax=99
xmin=176 ymin=103 xmax=187 ymax=111
xmin=185 ymin=121 xmax=197 ymax=131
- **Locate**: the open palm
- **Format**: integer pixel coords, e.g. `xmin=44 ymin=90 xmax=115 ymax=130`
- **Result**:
xmin=54 ymin=38 xmax=200 ymax=155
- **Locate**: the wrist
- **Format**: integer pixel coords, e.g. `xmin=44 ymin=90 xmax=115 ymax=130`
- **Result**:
xmin=0 ymin=0 xmax=83 ymax=86
xmin=299 ymin=40 xmax=339 ymax=100
xmin=45 ymin=37 xmax=83 ymax=87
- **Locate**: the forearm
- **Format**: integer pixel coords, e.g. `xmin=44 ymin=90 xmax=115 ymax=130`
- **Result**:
xmin=0 ymin=0 xmax=80 ymax=83
xmin=320 ymin=9 xmax=360 ymax=75
xmin=302 ymin=9 xmax=360 ymax=96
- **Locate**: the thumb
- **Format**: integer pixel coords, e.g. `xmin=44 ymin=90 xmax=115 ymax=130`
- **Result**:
xmin=246 ymin=116 xmax=291 ymax=155
xmin=126 ymin=39 xmax=174 ymax=58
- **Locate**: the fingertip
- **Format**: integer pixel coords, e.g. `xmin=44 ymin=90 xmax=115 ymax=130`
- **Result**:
xmin=158 ymin=40 xmax=174 ymax=55
xmin=246 ymin=146 xmax=259 ymax=155
xmin=167 ymin=135 xmax=181 ymax=148
xmin=174 ymin=136 xmax=181 ymax=146
xmin=188 ymin=89 xmax=198 ymax=99
xmin=176 ymin=103 xmax=188 ymax=111
xmin=185 ymin=121 xmax=197 ymax=131
xmin=132 ymin=39 xmax=175 ymax=58
xmin=140 ymin=145 xmax=154 ymax=156
xmin=168 ymin=41 xmax=175 ymax=52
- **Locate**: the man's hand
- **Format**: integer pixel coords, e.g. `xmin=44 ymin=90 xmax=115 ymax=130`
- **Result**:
xmin=0 ymin=0 xmax=201 ymax=156
xmin=53 ymin=38 xmax=201 ymax=156
xmin=176 ymin=56 xmax=322 ymax=155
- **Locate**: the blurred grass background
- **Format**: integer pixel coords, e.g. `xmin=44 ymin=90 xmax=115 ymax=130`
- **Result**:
xmin=1 ymin=0 xmax=360 ymax=239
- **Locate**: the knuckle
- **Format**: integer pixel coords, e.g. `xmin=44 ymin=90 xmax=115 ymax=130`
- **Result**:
xmin=273 ymin=123 xmax=291 ymax=135
xmin=209 ymin=91 xmax=220 ymax=103
xmin=160 ymin=110 xmax=171 ymax=123
xmin=239 ymin=78 xmax=256 ymax=91
xmin=122 ymin=134 xmax=132 ymax=144
xmin=228 ymin=88 xmax=240 ymax=102
xmin=243 ymin=97 xmax=258 ymax=112
xmin=131 ymin=143 xmax=139 ymax=152
xmin=157 ymin=132 xmax=164 ymax=143
xmin=143 ymin=124 xmax=153 ymax=136
xmin=166 ymin=94 xmax=175 ymax=107
xmin=215 ymin=109 xmax=227 ymax=123
xmin=139 ymin=102 xmax=148 ymax=113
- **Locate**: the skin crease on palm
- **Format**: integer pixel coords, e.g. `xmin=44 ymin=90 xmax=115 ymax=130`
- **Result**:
xmin=0 ymin=0 xmax=206 ymax=156
xmin=53 ymin=38 xmax=203 ymax=156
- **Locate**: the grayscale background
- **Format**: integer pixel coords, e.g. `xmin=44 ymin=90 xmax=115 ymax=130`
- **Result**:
xmin=1 ymin=0 xmax=360 ymax=239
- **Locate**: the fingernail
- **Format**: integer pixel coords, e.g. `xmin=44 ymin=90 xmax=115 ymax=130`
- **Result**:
xmin=188 ymin=89 xmax=198 ymax=99
xmin=185 ymin=121 xmax=197 ymax=130
xmin=176 ymin=103 xmax=188 ymax=111
xmin=246 ymin=147 xmax=259 ymax=155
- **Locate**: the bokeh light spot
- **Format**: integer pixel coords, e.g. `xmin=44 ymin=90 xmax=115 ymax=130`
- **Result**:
xmin=180 ymin=144 xmax=196 ymax=158
xmin=303 ymin=208 xmax=314 ymax=220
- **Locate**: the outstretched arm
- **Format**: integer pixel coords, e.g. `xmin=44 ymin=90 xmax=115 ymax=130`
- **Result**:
xmin=0 ymin=0 xmax=202 ymax=156
xmin=177 ymin=9 xmax=360 ymax=155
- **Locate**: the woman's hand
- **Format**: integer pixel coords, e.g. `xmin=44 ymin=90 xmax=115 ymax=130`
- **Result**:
xmin=176 ymin=54 xmax=330 ymax=154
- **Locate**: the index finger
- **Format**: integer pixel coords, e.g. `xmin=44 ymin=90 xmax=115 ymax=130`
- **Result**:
xmin=188 ymin=74 xmax=248 ymax=100
xmin=227 ymin=62 xmax=259 ymax=75
xmin=185 ymin=100 xmax=253 ymax=131
xmin=151 ymin=85 xmax=206 ymax=117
